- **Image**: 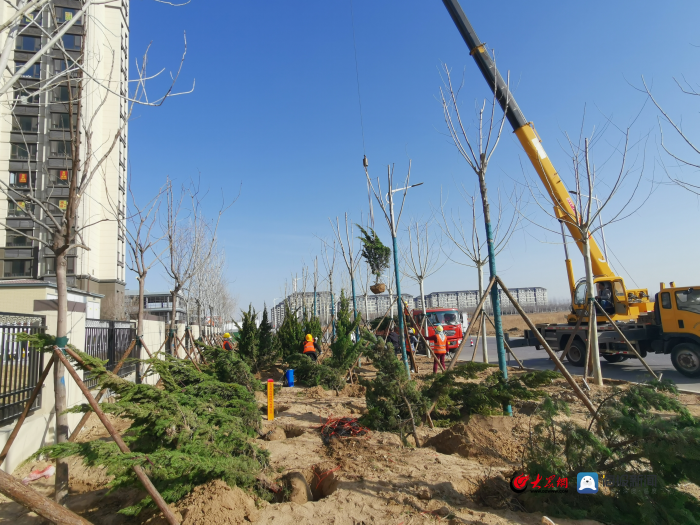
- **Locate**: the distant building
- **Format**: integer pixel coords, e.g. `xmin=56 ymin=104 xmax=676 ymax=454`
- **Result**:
xmin=270 ymin=291 xmax=414 ymax=328
xmin=414 ymin=287 xmax=547 ymax=312
xmin=125 ymin=290 xmax=187 ymax=324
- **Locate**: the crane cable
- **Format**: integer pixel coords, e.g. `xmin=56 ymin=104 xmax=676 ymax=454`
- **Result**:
xmin=349 ymin=0 xmax=366 ymax=157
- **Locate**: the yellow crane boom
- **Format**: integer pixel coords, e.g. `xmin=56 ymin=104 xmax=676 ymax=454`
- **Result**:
xmin=441 ymin=0 xmax=653 ymax=320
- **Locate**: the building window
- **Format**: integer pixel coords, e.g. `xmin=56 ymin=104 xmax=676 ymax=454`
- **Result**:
xmin=50 ymin=85 xmax=78 ymax=103
xmin=49 ymin=169 xmax=70 ymax=186
xmin=6 ymin=231 xmax=33 ymax=247
xmin=9 ymin=172 xmax=35 ymax=187
xmin=4 ymin=260 xmax=33 ymax=278
xmin=14 ymin=87 xmax=40 ymax=104
xmin=21 ymin=12 xmax=42 ymax=25
xmin=56 ymin=7 xmax=82 ymax=25
xmin=50 ymin=140 xmax=71 ymax=158
xmin=45 ymin=258 xmax=75 ymax=275
xmin=61 ymin=34 xmax=82 ymax=51
xmin=51 ymin=59 xmax=68 ymax=75
xmin=12 ymin=115 xmax=38 ymax=132
xmin=51 ymin=113 xmax=76 ymax=130
xmin=15 ymin=62 xmax=41 ymax=79
xmin=8 ymin=201 xmax=34 ymax=217
xmin=16 ymin=35 xmax=41 ymax=52
xmin=10 ymin=143 xmax=37 ymax=160
xmin=48 ymin=198 xmax=68 ymax=215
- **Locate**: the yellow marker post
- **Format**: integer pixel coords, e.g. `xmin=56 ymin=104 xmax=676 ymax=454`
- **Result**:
xmin=267 ymin=379 xmax=274 ymax=421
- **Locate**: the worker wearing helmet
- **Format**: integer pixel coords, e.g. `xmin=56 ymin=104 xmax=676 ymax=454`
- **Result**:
xmin=408 ymin=328 xmax=418 ymax=354
xmin=433 ymin=325 xmax=447 ymax=374
xmin=302 ymin=333 xmax=320 ymax=362
xmin=222 ymin=333 xmax=234 ymax=351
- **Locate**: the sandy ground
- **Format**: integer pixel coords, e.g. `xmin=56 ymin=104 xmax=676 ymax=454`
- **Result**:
xmin=487 ymin=313 xmax=570 ymax=336
xmin=1 ymin=354 xmax=699 ymax=524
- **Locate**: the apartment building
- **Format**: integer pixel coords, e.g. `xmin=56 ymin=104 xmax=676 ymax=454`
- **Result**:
xmin=414 ymin=287 xmax=548 ymax=311
xmin=270 ymin=291 xmax=415 ymax=328
xmin=125 ymin=290 xmax=187 ymax=324
xmin=0 ymin=0 xmax=129 ymax=306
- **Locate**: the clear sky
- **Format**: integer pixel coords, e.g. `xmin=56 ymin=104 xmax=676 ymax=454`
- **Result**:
xmin=126 ymin=0 xmax=700 ymax=314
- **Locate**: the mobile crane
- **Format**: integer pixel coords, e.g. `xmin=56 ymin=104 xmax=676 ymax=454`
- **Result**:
xmin=440 ymin=0 xmax=700 ymax=377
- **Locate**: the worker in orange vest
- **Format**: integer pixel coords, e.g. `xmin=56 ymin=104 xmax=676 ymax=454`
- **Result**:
xmin=222 ymin=333 xmax=234 ymax=351
xmin=302 ymin=333 xmax=320 ymax=362
xmin=433 ymin=325 xmax=447 ymax=374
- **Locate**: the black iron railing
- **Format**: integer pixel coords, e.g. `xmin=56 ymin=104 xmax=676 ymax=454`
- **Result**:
xmin=84 ymin=320 xmax=137 ymax=389
xmin=0 ymin=313 xmax=46 ymax=424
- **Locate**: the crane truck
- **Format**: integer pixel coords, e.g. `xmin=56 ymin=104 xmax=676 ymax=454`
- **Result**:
xmin=441 ymin=0 xmax=700 ymax=377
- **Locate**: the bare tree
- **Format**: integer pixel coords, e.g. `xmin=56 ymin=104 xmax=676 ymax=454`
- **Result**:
xmin=439 ymin=62 xmax=514 ymax=381
xmin=0 ymin=0 xmax=193 ymax=108
xmin=435 ymin=187 xmax=519 ymax=362
xmin=330 ymin=213 xmax=362 ymax=330
xmin=161 ymin=180 xmax=230 ymax=353
xmin=0 ymin=11 xmax=189 ymax=501
xmin=320 ymin=238 xmax=337 ymax=340
xmin=642 ymin=77 xmax=700 ymax=192
xmin=401 ymin=218 xmax=444 ymax=322
xmin=522 ymin=115 xmax=648 ymax=386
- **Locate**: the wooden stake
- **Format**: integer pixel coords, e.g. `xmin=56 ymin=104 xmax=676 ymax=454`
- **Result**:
xmin=483 ymin=313 xmax=524 ymax=369
xmin=426 ymin=279 xmax=496 ymax=418
xmin=495 ymin=277 xmax=599 ymax=420
xmin=594 ymin=299 xmax=659 ymax=380
xmin=69 ymin=340 xmax=137 ymax=442
xmin=555 ymin=308 xmax=586 ymax=369
xmin=470 ymin=312 xmax=484 ymax=362
xmin=54 ymin=349 xmax=180 ymax=525
xmin=0 ymin=468 xmax=91 ymax=525
xmin=402 ymin=301 xmax=444 ymax=372
xmin=0 ymin=355 xmax=55 ymax=466
xmin=446 ymin=278 xmax=496 ymax=371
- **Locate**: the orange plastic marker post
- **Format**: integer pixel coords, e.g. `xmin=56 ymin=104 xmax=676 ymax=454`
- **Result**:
xmin=267 ymin=379 xmax=274 ymax=421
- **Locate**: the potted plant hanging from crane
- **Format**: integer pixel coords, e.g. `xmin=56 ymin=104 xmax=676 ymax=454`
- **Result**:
xmin=357 ymin=225 xmax=391 ymax=294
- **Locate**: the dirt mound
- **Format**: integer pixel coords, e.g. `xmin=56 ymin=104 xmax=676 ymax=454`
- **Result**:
xmin=304 ymin=386 xmax=328 ymax=399
xmin=149 ymin=480 xmax=259 ymax=524
xmin=340 ymin=384 xmax=366 ymax=397
xmin=424 ymin=415 xmax=524 ymax=465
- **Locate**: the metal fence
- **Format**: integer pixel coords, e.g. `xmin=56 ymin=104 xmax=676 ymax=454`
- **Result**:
xmin=84 ymin=320 xmax=137 ymax=389
xmin=0 ymin=312 xmax=46 ymax=424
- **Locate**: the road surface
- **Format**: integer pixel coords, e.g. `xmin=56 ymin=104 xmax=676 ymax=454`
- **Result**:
xmin=454 ymin=336 xmax=700 ymax=393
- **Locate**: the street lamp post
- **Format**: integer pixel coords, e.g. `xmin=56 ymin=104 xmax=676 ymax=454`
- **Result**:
xmin=365 ymin=160 xmax=422 ymax=377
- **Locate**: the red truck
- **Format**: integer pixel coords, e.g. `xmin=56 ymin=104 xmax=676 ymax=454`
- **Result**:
xmin=412 ymin=308 xmax=468 ymax=354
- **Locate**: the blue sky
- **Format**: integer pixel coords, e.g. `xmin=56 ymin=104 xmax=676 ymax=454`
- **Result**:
xmin=126 ymin=0 xmax=700 ymax=313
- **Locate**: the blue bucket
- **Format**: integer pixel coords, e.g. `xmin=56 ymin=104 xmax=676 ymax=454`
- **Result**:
xmin=284 ymin=369 xmax=294 ymax=387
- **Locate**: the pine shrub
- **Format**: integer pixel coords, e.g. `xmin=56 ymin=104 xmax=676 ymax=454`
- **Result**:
xmin=28 ymin=341 xmax=268 ymax=517
xmin=520 ymin=380 xmax=700 ymax=525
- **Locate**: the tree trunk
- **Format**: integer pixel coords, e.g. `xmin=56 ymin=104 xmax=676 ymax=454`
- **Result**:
xmin=477 ymin=264 xmax=489 ymax=363
xmin=169 ymin=289 xmax=178 ymax=356
xmin=137 ymin=273 xmax=146 ymax=338
xmin=476 ymin=166 xmax=510 ymax=415
xmin=419 ymin=279 xmax=431 ymax=358
xmin=583 ymin=238 xmax=603 ymax=385
xmin=54 ymin=251 xmax=69 ymax=503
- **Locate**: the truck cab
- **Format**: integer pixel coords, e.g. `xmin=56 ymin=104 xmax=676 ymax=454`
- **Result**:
xmin=412 ymin=308 xmax=466 ymax=353
xmin=654 ymin=284 xmax=700 ymax=377
xmin=569 ymin=277 xmax=653 ymax=323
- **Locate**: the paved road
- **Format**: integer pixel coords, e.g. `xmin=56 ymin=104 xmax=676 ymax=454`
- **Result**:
xmin=455 ymin=336 xmax=700 ymax=393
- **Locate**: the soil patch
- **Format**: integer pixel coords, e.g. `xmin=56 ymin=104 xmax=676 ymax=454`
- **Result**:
xmin=424 ymin=415 xmax=526 ymax=465
xmin=146 ymin=480 xmax=259 ymax=525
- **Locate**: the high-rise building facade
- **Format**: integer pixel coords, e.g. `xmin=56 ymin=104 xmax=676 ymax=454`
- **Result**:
xmin=0 ymin=0 xmax=129 ymax=303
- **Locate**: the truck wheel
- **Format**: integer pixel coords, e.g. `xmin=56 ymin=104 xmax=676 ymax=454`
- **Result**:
xmin=566 ymin=340 xmax=586 ymax=367
xmin=603 ymin=355 xmax=625 ymax=363
xmin=671 ymin=343 xmax=700 ymax=378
